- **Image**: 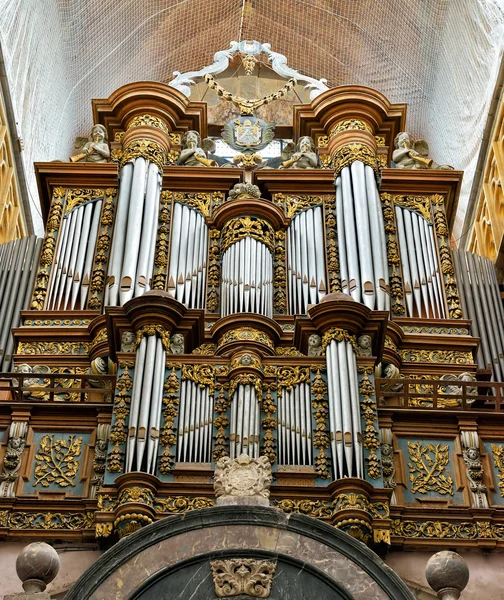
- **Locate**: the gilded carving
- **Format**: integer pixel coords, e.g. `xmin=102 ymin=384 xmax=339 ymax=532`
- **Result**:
xmin=311 ymin=367 xmax=330 ymax=479
xmin=330 ymin=119 xmax=373 ymax=137
xmin=273 ymin=230 xmax=287 ymax=314
xmin=88 ymin=188 xmax=116 ymax=309
xmin=127 ymin=114 xmax=169 ymax=135
xmin=261 ymin=384 xmax=277 ymax=464
xmin=159 ymin=368 xmax=180 ymax=474
xmin=95 ymin=522 xmax=113 ymax=538
xmin=135 ymin=324 xmax=171 ymax=352
xmin=331 ymin=143 xmax=380 ymax=179
xmin=213 ymin=383 xmax=231 ymax=462
xmin=407 ymin=441 xmax=454 ymax=495
xmin=324 ymin=195 xmax=341 ymax=293
xmin=390 ymin=194 xmax=432 ymax=222
xmin=491 ymin=444 xmax=504 ymax=497
xmin=217 ymin=327 xmax=274 ymax=350
xmin=173 ymin=191 xmax=212 ymax=217
xmin=399 ymin=349 xmax=473 ymax=364
xmin=34 ymin=434 xmax=83 ymax=488
xmin=210 ymin=558 xmax=276 ymax=598
xmin=275 ymin=346 xmax=304 ymax=356
xmin=389 ymin=519 xmax=504 ymax=540
xmin=276 ymin=492 xmax=389 ymax=520
xmin=358 ymin=367 xmax=380 ymax=479
xmin=220 ymin=216 xmax=275 ymax=254
xmin=154 ymin=496 xmax=215 ymax=513
xmin=108 ymin=364 xmax=133 ymax=473
xmin=120 ymin=139 xmax=166 ymax=171
xmin=206 ymin=228 xmax=221 ymax=312
xmin=276 ymin=366 xmax=310 ymax=393
xmin=321 ymin=327 xmax=357 ymax=352
xmin=2 ymin=511 xmax=94 ymax=530
xmin=272 ymin=192 xmax=324 ymax=219
xmin=0 ymin=422 xmax=28 ymax=497
xmin=17 ymin=341 xmax=90 ymax=355
xmin=192 ymin=343 xmax=217 ymax=355
xmin=31 ymin=188 xmax=65 ymax=310
xmin=90 ymin=424 xmax=109 ymax=499
xmin=151 ymin=190 xmax=172 ymax=289
xmin=380 ymin=192 xmax=405 ymax=316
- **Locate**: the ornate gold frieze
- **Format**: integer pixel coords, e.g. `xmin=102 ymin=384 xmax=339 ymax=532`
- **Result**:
xmin=220 ymin=216 xmax=275 ymax=254
xmin=34 ymin=434 xmax=83 ymax=488
xmin=192 ymin=343 xmax=217 ymax=355
xmin=217 ymin=327 xmax=274 ymax=350
xmin=206 ymin=228 xmax=221 ymax=312
xmin=399 ymin=349 xmax=473 ymax=364
xmin=0 ymin=511 xmax=94 ymax=530
xmin=311 ymin=367 xmax=330 ymax=479
xmin=213 ymin=383 xmax=231 ymax=462
xmin=402 ymin=325 xmax=469 ymax=335
xmin=173 ymin=191 xmax=212 ymax=217
xmin=276 ymin=492 xmax=389 ymax=519
xmin=152 ymin=190 xmax=172 ymax=290
xmin=88 ymin=188 xmax=116 ymax=309
xmin=358 ymin=367 xmax=380 ymax=479
xmin=275 ymin=346 xmax=305 ymax=356
xmin=159 ymin=368 xmax=180 ymax=474
xmin=272 ymin=192 xmax=325 ymax=219
xmin=135 ymin=324 xmax=171 ymax=352
xmin=491 ymin=444 xmax=504 ymax=497
xmin=120 ymin=139 xmax=166 ymax=171
xmin=261 ymin=384 xmax=276 ymax=464
xmin=391 ymin=519 xmax=504 ymax=540
xmin=380 ymin=192 xmax=405 ymax=316
xmin=127 ymin=114 xmax=169 ymax=135
xmin=273 ymin=230 xmax=287 ymax=314
xmin=390 ymin=194 xmax=432 ymax=222
xmin=181 ymin=364 xmax=216 ymax=394
xmin=276 ymin=366 xmax=310 ymax=393
xmin=432 ymin=194 xmax=463 ymax=319
xmin=154 ymin=496 xmax=216 ymax=513
xmin=64 ymin=188 xmax=104 ymax=215
xmin=107 ymin=365 xmax=133 ymax=473
xmin=407 ymin=441 xmax=454 ymax=495
xmin=17 ymin=341 xmax=90 ymax=355
xmin=31 ymin=187 xmax=65 ymax=310
xmin=210 ymin=558 xmax=276 ymax=598
xmin=24 ymin=318 xmax=91 ymax=326
xmin=324 ymin=195 xmax=341 ymax=293
xmin=332 ymin=143 xmax=380 ymax=179
xmin=321 ymin=327 xmax=357 ymax=352
xmin=329 ymin=119 xmax=373 ymax=138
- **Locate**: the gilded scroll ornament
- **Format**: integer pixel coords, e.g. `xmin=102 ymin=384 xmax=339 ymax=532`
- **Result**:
xmin=276 ymin=493 xmax=389 ymax=520
xmin=154 ymin=496 xmax=215 ymax=513
xmin=207 ymin=228 xmax=221 ymax=312
xmin=210 ymin=558 xmax=276 ymax=598
xmin=2 ymin=511 xmax=94 ymax=530
xmin=330 ymin=119 xmax=373 ymax=138
xmin=31 ymin=188 xmax=65 ymax=310
xmin=407 ymin=441 xmax=454 ymax=495
xmin=317 ymin=135 xmax=329 ymax=148
xmin=380 ymin=193 xmax=405 ymax=315
xmin=272 ymin=192 xmax=325 ymax=219
xmin=311 ymin=367 xmax=330 ymax=478
xmin=491 ymin=444 xmax=504 ymax=497
xmin=173 ymin=191 xmax=213 ymax=217
xmin=221 ymin=216 xmax=275 ymax=253
xmin=228 ymin=373 xmax=262 ymax=398
xmin=34 ymin=434 xmax=83 ymax=488
xmin=402 ymin=325 xmax=469 ymax=335
xmin=17 ymin=341 xmax=90 ymax=355
xmin=23 ymin=318 xmax=91 ymax=326
xmin=358 ymin=367 xmax=381 ymax=479
xmin=182 ymin=364 xmax=215 ymax=394
xmin=192 ymin=343 xmax=217 ymax=355
xmin=159 ymin=368 xmax=180 ymax=474
xmin=331 ymin=143 xmax=380 ymax=179
xmin=275 ymin=346 xmax=304 ymax=356
xmin=135 ymin=324 xmax=171 ymax=352
xmin=324 ymin=195 xmax=341 ymax=293
xmin=399 ymin=349 xmax=473 ymax=364
xmin=64 ymin=188 xmax=104 ymax=215
xmin=390 ymin=194 xmax=432 ymax=222
xmin=276 ymin=366 xmax=310 ymax=393
xmin=273 ymin=230 xmax=287 ymax=314
xmin=120 ymin=139 xmax=167 ymax=171
xmin=389 ymin=519 xmax=504 ymax=540
xmin=127 ymin=114 xmax=169 ymax=135
xmin=321 ymin=327 xmax=357 ymax=352
xmin=217 ymin=327 xmax=274 ymax=350
xmin=152 ymin=191 xmax=172 ymax=290
xmin=95 ymin=522 xmax=113 ymax=538
xmin=108 ymin=364 xmax=133 ymax=473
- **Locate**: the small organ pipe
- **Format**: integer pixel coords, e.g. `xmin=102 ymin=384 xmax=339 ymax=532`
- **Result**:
xmin=126 ymin=337 xmax=146 ymax=472
xmin=425 ymin=218 xmax=446 ymax=318
xmin=62 ymin=204 xmax=85 ymax=310
xmin=191 ymin=214 xmax=202 ymax=306
xmin=47 ymin=217 xmax=68 ymax=307
xmin=365 ymin=165 xmax=386 ymax=310
xmin=395 ymin=207 xmax=413 ymax=316
xmin=411 ymin=212 xmax=431 ymax=317
xmin=146 ymin=338 xmax=165 ymax=474
xmin=0 ymin=241 xmax=14 ymax=316
xmin=402 ymin=209 xmax=422 ymax=316
xmin=341 ymin=167 xmax=361 ymax=302
xmin=486 ymin=258 xmax=504 ymax=354
xmin=52 ymin=209 xmax=76 ymax=309
xmin=177 ymin=380 xmax=187 ymax=462
xmin=185 ymin=208 xmax=197 ymax=304
xmin=167 ymin=201 xmax=182 ymax=297
xmin=348 ymin=346 xmax=363 ymax=478
xmin=336 ymin=179 xmax=349 ymax=296
xmin=70 ymin=201 xmax=94 ymax=310
xmin=23 ymin=238 xmax=43 ymax=310
xmin=420 ymin=218 xmax=441 ymax=318
xmin=80 ymin=199 xmax=102 ymax=308
xmin=456 ymin=250 xmax=483 ymax=367
xmin=0 ymin=237 xmax=26 ymax=363
xmin=337 ymin=339 xmax=354 ymax=474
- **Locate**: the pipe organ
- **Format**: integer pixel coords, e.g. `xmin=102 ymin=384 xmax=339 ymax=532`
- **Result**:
xmin=6 ymin=66 xmax=504 ymax=556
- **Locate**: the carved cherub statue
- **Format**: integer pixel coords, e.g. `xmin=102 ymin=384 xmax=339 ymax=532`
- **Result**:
xmin=70 ymin=124 xmax=110 ymax=163
xmin=280 ymin=136 xmax=318 ymax=169
xmin=12 ymin=363 xmax=51 ymax=396
xmin=392 ymin=132 xmax=453 ymax=170
xmin=307 ymin=334 xmax=322 ymax=356
xmin=170 ymin=333 xmax=185 ymax=354
xmin=357 ymin=334 xmax=372 ymax=357
xmin=178 ymin=130 xmax=217 ymax=167
xmin=120 ymin=331 xmax=136 ymax=353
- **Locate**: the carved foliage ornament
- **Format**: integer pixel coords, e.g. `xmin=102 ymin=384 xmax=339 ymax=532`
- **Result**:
xmin=214 ymin=454 xmax=272 ymax=499
xmin=331 ymin=143 xmax=381 ymax=180
xmin=321 ymin=327 xmax=357 ymax=352
xmin=329 ymin=119 xmax=373 ymax=138
xmin=407 ymin=441 xmax=454 ymax=495
xmin=120 ymin=139 xmax=166 ymax=172
xmin=127 ymin=114 xmax=169 ymax=135
xmin=220 ymin=216 xmax=275 ymax=253
xmin=210 ymin=558 xmax=276 ymax=598
xmin=218 ymin=327 xmax=274 ymax=350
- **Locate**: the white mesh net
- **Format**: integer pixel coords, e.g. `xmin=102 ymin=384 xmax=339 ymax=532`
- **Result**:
xmin=0 ymin=0 xmax=502 ymax=238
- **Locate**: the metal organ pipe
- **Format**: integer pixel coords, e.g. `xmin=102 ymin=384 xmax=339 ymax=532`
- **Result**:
xmin=176 ymin=379 xmax=214 ymax=463
xmin=230 ymin=384 xmax=260 ymax=459
xmin=277 ymin=382 xmax=312 ymax=466
xmin=221 ymin=237 xmax=273 ymax=317
xmin=287 ymin=206 xmax=327 ymax=314
xmin=325 ymin=339 xmax=362 ymax=479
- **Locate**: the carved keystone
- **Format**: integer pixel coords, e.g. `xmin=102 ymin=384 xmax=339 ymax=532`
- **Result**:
xmin=214 ymin=453 xmax=272 ymax=506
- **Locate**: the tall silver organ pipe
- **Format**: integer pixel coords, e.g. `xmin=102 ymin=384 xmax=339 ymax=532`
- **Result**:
xmin=176 ymin=380 xmax=214 ymax=463
xmin=325 ymin=339 xmax=362 ymax=479
xmin=221 ymin=238 xmax=273 ymax=318
xmin=167 ymin=203 xmax=208 ymax=309
xmin=0 ymin=236 xmax=42 ymax=371
xmin=395 ymin=206 xmax=445 ymax=318
xmin=287 ymin=206 xmax=326 ymax=314
xmin=336 ymin=162 xmax=388 ymax=310
xmin=105 ymin=158 xmax=162 ymax=307
xmin=454 ymin=250 xmax=504 ymax=381
xmin=47 ymin=199 xmax=102 ymax=311
xmin=277 ymin=382 xmax=313 ymax=466
xmin=126 ymin=335 xmax=166 ymax=474
xmin=229 ymin=383 xmax=261 ymax=459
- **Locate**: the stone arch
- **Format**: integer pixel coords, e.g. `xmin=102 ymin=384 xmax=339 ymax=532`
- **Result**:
xmin=67 ymin=506 xmax=414 ymax=600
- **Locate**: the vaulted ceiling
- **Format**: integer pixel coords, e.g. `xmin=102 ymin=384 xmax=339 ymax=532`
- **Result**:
xmin=0 ymin=0 xmax=503 ymax=238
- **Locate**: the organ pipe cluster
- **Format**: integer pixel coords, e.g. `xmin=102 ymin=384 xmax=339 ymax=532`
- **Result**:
xmin=454 ymin=250 xmax=504 ymax=381
xmin=0 ymin=236 xmax=41 ymax=371
xmin=177 ymin=380 xmax=214 ymax=463
xmin=277 ymin=382 xmax=313 ymax=466
xmin=230 ymin=383 xmax=261 ymax=458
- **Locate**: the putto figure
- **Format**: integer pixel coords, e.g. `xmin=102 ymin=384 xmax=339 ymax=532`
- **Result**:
xmin=307 ymin=334 xmax=322 ymax=356
xmin=178 ymin=130 xmax=217 ymax=167
xmin=170 ymin=333 xmax=185 ymax=354
xmin=70 ymin=124 xmax=110 ymax=163
xmin=392 ymin=131 xmax=453 ymax=170
xmin=281 ymin=136 xmax=318 ymax=169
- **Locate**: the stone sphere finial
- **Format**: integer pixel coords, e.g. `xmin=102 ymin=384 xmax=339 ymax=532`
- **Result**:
xmin=16 ymin=542 xmax=60 ymax=593
xmin=425 ymin=551 xmax=469 ymax=600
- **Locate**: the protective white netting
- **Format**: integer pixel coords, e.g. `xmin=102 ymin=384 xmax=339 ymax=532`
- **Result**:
xmin=0 ymin=0 xmax=502 ymax=237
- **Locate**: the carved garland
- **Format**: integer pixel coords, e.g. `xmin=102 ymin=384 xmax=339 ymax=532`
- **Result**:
xmin=88 ymin=188 xmax=116 ymax=309
xmin=107 ymin=362 xmax=133 ymax=473
xmin=380 ymin=192 xmax=405 ymax=316
xmin=206 ymin=228 xmax=221 ymax=312
xmin=127 ymin=114 xmax=170 ymax=135
xmin=321 ymin=327 xmax=357 ymax=353
xmin=358 ymin=367 xmax=381 ymax=480
xmin=432 ymin=194 xmax=463 ymax=319
xmin=331 ymin=143 xmax=381 ymax=180
xmin=34 ymin=434 xmax=83 ymax=488
xmin=152 ymin=191 xmax=172 ymax=290
xmin=261 ymin=384 xmax=277 ymax=464
xmin=220 ymin=216 xmax=275 ymax=254
xmin=135 ymin=324 xmax=171 ymax=353
xmin=273 ymin=230 xmax=287 ymax=314
xmin=31 ymin=187 xmax=65 ymax=310
xmin=159 ymin=367 xmax=180 ymax=474
xmin=213 ymin=383 xmax=231 ymax=462
xmin=324 ymin=195 xmax=341 ymax=293
xmin=311 ymin=367 xmax=330 ymax=479
xmin=391 ymin=194 xmax=432 ymax=223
